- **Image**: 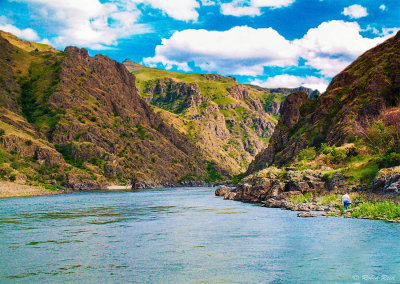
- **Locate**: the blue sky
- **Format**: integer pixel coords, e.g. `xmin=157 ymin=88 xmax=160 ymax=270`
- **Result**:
xmin=0 ymin=0 xmax=399 ymax=91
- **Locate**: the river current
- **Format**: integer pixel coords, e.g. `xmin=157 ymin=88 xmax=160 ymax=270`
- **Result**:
xmin=0 ymin=187 xmax=399 ymax=283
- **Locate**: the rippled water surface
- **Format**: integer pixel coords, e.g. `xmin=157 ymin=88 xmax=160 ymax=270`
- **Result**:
xmin=1 ymin=187 xmax=400 ymax=283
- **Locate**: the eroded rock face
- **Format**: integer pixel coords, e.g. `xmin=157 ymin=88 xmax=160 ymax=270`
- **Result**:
xmin=246 ymin=91 xmax=310 ymax=174
xmin=373 ymin=167 xmax=400 ymax=192
xmin=265 ymin=102 xmax=282 ymax=116
xmin=0 ymin=32 xmax=213 ymax=188
xmin=144 ymin=78 xmax=203 ymax=113
xmin=200 ymin=74 xmax=236 ymax=83
xmin=246 ymin=31 xmax=400 ymax=175
xmin=1 ymin=135 xmax=64 ymax=166
xmin=0 ymin=34 xmax=21 ymax=111
xmin=216 ymin=167 xmax=329 ymax=203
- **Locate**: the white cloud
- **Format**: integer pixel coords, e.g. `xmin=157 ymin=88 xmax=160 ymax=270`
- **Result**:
xmin=9 ymin=0 xmax=201 ymax=49
xmin=0 ymin=23 xmax=39 ymax=41
xmin=201 ymin=0 xmax=215 ymax=5
xmin=294 ymin=20 xmax=389 ymax=76
xmin=251 ymin=0 xmax=295 ymax=8
xmin=144 ymin=26 xmax=299 ymax=76
xmin=252 ymin=75 xmax=329 ymax=92
xmin=0 ymin=15 xmax=39 ymax=41
xmin=145 ymin=20 xmax=392 ymax=79
xmin=342 ymin=4 xmax=368 ymax=19
xmin=221 ymin=1 xmax=261 ymax=17
xmin=220 ymin=0 xmax=295 ymax=17
xmin=379 ymin=4 xmax=386 ymax=11
xmin=132 ymin=0 xmax=200 ymax=21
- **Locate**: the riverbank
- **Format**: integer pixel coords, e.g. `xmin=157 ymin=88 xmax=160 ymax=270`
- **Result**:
xmin=0 ymin=182 xmax=135 ymax=198
xmin=0 ymin=181 xmax=64 ymax=198
xmin=0 ymin=181 xmax=217 ymax=198
xmin=216 ymin=186 xmax=400 ymax=222
xmin=216 ymin=166 xmax=400 ymax=223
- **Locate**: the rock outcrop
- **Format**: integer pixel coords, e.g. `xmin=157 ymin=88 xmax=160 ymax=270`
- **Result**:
xmin=0 ymin=31 xmax=210 ymax=188
xmin=247 ymin=91 xmax=311 ymax=174
xmin=215 ymin=168 xmax=342 ymax=213
xmin=247 ymin=31 xmax=400 ymax=174
xmin=127 ymin=63 xmax=283 ymax=175
xmin=373 ymin=167 xmax=400 ymax=192
xmin=143 ymin=78 xmax=203 ymax=112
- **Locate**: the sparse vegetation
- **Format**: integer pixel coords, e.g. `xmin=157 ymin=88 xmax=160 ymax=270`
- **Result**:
xmin=351 ymin=201 xmax=400 ymax=221
xmin=298 ymin=147 xmax=316 ymax=161
xmin=289 ymin=192 xmax=312 ymax=204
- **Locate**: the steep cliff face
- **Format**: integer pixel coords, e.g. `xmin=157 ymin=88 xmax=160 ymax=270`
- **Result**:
xmin=246 ymin=91 xmax=311 ymax=174
xmin=247 ymin=31 xmax=400 ymax=175
xmin=125 ymin=62 xmax=317 ymax=175
xmin=0 ymin=31 xmax=208 ymax=188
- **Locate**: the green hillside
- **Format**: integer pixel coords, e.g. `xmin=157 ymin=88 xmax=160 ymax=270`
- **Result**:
xmin=125 ymin=60 xmax=290 ymax=175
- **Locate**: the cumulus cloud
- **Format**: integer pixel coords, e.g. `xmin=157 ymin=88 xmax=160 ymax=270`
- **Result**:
xmin=252 ymin=75 xmax=329 ymax=92
xmin=295 ymin=20 xmax=388 ymax=76
xmin=342 ymin=4 xmax=368 ymax=19
xmin=201 ymin=0 xmax=216 ymax=6
xmin=144 ymin=26 xmax=299 ymax=76
xmin=221 ymin=1 xmax=261 ymax=17
xmin=0 ymin=23 xmax=39 ymax=41
xmin=8 ymin=0 xmax=201 ymax=49
xmin=132 ymin=0 xmax=200 ymax=21
xmin=252 ymin=0 xmax=295 ymax=9
xmin=145 ymin=20 xmax=392 ymax=78
xmin=9 ymin=0 xmax=152 ymax=49
xmin=0 ymin=15 xmax=39 ymax=41
xmin=220 ymin=0 xmax=295 ymax=16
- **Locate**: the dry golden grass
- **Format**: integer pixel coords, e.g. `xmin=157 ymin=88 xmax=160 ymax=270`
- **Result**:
xmin=0 ymin=30 xmax=58 ymax=53
xmin=0 ymin=182 xmax=61 ymax=198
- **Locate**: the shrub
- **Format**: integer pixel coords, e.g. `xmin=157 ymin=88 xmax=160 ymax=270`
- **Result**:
xmin=320 ymin=144 xmax=348 ymax=164
xmin=0 ymin=128 xmax=5 ymax=136
xmin=0 ymin=166 xmax=12 ymax=180
xmin=231 ymin=173 xmax=245 ymax=185
xmin=9 ymin=173 xmax=17 ymax=182
xmin=376 ymin=152 xmax=400 ymax=168
xmin=205 ymin=161 xmax=222 ymax=183
xmin=298 ymin=147 xmax=316 ymax=161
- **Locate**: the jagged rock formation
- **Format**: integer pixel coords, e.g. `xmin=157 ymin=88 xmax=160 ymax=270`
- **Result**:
xmin=216 ymin=167 xmax=347 ymax=206
xmin=373 ymin=167 xmax=400 ymax=192
xmin=0 ymin=31 xmax=209 ymax=189
xmin=125 ymin=62 xmax=318 ymax=175
xmin=126 ymin=64 xmax=278 ymax=174
xmin=247 ymin=31 xmax=400 ymax=175
xmin=246 ymin=91 xmax=311 ymax=174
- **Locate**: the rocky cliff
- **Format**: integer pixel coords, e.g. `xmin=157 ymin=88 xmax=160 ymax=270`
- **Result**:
xmin=124 ymin=60 xmax=317 ymax=176
xmin=0 ymin=31 xmax=209 ymax=189
xmin=247 ymin=31 xmax=400 ymax=176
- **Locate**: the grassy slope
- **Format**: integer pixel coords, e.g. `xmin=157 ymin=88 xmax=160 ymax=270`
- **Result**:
xmin=131 ymin=65 xmax=280 ymax=175
xmin=0 ymin=39 xmax=78 ymax=188
xmin=0 ymin=33 xmax=208 ymax=189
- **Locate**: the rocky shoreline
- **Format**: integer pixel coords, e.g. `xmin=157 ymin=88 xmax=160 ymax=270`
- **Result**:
xmin=215 ymin=167 xmax=400 ymax=223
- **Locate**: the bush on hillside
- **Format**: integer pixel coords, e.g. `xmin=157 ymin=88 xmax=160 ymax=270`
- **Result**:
xmin=298 ymin=147 xmax=316 ymax=161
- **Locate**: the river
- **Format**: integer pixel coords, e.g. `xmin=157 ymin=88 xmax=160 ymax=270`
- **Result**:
xmin=0 ymin=187 xmax=399 ymax=283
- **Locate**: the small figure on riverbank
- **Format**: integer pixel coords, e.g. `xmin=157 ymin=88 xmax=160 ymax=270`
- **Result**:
xmin=342 ymin=193 xmax=351 ymax=210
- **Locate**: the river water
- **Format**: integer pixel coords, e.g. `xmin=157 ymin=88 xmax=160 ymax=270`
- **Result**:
xmin=0 ymin=187 xmax=399 ymax=283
